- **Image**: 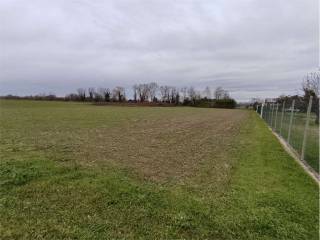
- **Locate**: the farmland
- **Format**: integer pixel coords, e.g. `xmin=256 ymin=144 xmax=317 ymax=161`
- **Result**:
xmin=0 ymin=100 xmax=319 ymax=239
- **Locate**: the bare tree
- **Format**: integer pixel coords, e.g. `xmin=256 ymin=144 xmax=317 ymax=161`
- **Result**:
xmin=65 ymin=93 xmax=79 ymax=101
xmin=169 ymin=87 xmax=180 ymax=104
xmin=188 ymin=87 xmax=197 ymax=104
xmin=223 ymin=91 xmax=230 ymax=99
xmin=251 ymin=98 xmax=263 ymax=110
xmin=214 ymin=87 xmax=229 ymax=100
xmin=148 ymin=82 xmax=158 ymax=102
xmin=195 ymin=90 xmax=202 ymax=102
xmin=160 ymin=85 xmax=170 ymax=102
xmin=112 ymin=86 xmax=126 ymax=102
xmin=93 ymin=91 xmax=103 ymax=102
xmin=133 ymin=84 xmax=138 ymax=102
xmin=214 ymin=87 xmax=223 ymax=100
xmin=302 ymin=71 xmax=319 ymax=124
xmin=136 ymin=84 xmax=149 ymax=102
xmin=105 ymin=88 xmax=111 ymax=102
xmin=203 ymin=86 xmax=211 ymax=99
xmin=98 ymin=88 xmax=111 ymax=102
xmin=77 ymin=88 xmax=86 ymax=101
xmin=180 ymin=87 xmax=188 ymax=102
xmin=88 ymin=87 xmax=95 ymax=101
xmin=303 ymin=72 xmax=319 ymax=96
xmin=136 ymin=83 xmax=157 ymax=102
xmin=175 ymin=90 xmax=180 ymax=104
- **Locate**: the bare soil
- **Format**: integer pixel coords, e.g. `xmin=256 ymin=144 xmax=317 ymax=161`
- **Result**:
xmin=75 ymin=109 xmax=249 ymax=183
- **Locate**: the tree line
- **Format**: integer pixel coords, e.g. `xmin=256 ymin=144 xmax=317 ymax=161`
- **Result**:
xmin=1 ymin=83 xmax=236 ymax=108
xmin=64 ymin=83 xmax=233 ymax=105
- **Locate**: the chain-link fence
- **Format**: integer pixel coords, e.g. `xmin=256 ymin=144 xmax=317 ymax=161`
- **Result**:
xmin=257 ymin=97 xmax=319 ymax=173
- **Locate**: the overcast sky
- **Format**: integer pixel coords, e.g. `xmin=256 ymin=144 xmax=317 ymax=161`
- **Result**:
xmin=0 ymin=0 xmax=318 ymax=101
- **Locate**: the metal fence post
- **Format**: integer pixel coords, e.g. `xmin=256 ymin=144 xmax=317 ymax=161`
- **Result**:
xmin=279 ymin=101 xmax=285 ymax=136
xmin=270 ymin=103 xmax=275 ymax=127
xmin=274 ymin=103 xmax=279 ymax=130
xmin=287 ymin=100 xmax=295 ymax=144
xmin=268 ymin=103 xmax=271 ymax=124
xmin=301 ymin=96 xmax=313 ymax=161
xmin=260 ymin=103 xmax=264 ymax=118
xmin=265 ymin=103 xmax=268 ymax=121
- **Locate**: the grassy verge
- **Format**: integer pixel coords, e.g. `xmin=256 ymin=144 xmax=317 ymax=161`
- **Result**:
xmin=214 ymin=114 xmax=319 ymax=239
xmin=269 ymin=110 xmax=319 ymax=172
xmin=0 ymin=101 xmax=318 ymax=239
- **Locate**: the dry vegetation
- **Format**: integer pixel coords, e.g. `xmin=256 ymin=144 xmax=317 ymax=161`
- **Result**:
xmin=75 ymin=108 xmax=248 ymax=183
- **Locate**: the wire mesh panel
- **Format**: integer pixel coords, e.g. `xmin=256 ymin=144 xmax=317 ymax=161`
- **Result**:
xmin=289 ymin=99 xmax=305 ymax=157
xmin=304 ymin=100 xmax=319 ymax=172
xmin=258 ymin=97 xmax=319 ymax=173
xmin=266 ymin=103 xmax=272 ymax=125
xmin=280 ymin=100 xmax=294 ymax=141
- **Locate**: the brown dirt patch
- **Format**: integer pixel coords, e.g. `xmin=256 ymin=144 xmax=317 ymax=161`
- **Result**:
xmin=75 ymin=108 xmax=249 ymax=183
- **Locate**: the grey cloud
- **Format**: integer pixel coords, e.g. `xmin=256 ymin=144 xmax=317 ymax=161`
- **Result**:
xmin=0 ymin=0 xmax=318 ymax=101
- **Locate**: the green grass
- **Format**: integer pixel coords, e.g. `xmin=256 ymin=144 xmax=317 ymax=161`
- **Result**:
xmin=0 ymin=100 xmax=319 ymax=239
xmin=264 ymin=108 xmax=319 ymax=172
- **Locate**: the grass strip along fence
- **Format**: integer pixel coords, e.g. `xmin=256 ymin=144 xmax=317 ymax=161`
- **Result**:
xmin=257 ymin=97 xmax=319 ymax=176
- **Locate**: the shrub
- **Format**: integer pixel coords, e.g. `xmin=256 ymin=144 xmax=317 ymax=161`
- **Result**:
xmin=212 ymin=99 xmax=237 ymax=109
